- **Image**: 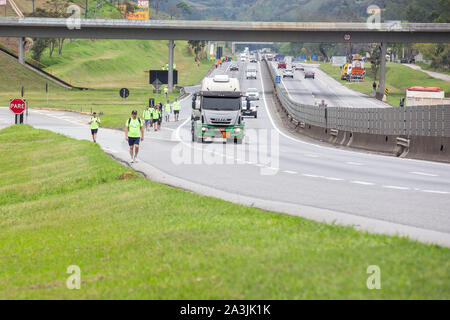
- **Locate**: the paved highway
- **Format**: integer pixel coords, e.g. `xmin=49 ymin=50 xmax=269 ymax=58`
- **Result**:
xmin=2 ymin=59 xmax=449 ymax=246
xmin=271 ymin=61 xmax=390 ymax=108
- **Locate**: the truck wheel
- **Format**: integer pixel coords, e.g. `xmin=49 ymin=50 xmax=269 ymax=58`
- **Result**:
xmin=254 ymin=113 xmax=257 ymax=119
xmin=234 ymin=138 xmax=243 ymax=144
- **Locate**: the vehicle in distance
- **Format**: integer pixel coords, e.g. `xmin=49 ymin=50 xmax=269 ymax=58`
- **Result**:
xmin=293 ymin=63 xmax=304 ymax=71
xmin=230 ymin=64 xmax=239 ymax=71
xmin=246 ymin=66 xmax=258 ymax=80
xmin=277 ymin=61 xmax=287 ymax=69
xmin=304 ymin=70 xmax=315 ymax=79
xmin=191 ymin=75 xmax=244 ymax=144
xmin=283 ymin=69 xmax=294 ymax=79
xmin=246 ymin=88 xmax=260 ymax=100
xmin=241 ymin=99 xmax=258 ymax=118
xmin=266 ymin=54 xmax=273 ymax=61
xmin=249 ymin=57 xmax=257 ymax=63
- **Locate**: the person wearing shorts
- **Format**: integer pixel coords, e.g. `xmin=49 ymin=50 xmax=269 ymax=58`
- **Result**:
xmin=88 ymin=112 xmax=101 ymax=143
xmin=152 ymin=104 xmax=161 ymax=131
xmin=143 ymin=106 xmax=152 ymax=132
xmin=125 ymin=110 xmax=144 ymax=163
xmin=173 ymin=99 xmax=180 ymax=121
xmin=164 ymin=100 xmax=172 ymax=122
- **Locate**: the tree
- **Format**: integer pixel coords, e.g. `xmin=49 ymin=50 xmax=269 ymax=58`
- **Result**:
xmin=369 ymin=44 xmax=381 ymax=81
xmin=188 ymin=40 xmax=206 ymax=60
xmin=176 ymin=1 xmax=192 ymax=16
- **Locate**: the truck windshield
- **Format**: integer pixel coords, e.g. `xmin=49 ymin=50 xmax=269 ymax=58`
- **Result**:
xmin=202 ymin=97 xmax=241 ymax=111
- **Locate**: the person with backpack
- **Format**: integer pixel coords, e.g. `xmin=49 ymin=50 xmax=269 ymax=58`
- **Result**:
xmin=88 ymin=112 xmax=101 ymax=143
xmin=125 ymin=110 xmax=144 ymax=163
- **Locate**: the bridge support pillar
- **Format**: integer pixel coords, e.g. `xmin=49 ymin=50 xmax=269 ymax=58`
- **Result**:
xmin=168 ymin=40 xmax=174 ymax=93
xmin=376 ymin=42 xmax=387 ymax=101
xmin=18 ymin=37 xmax=25 ymax=65
xmin=231 ymin=42 xmax=235 ymax=55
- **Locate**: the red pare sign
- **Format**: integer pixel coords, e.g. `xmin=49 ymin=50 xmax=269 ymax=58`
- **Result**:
xmin=9 ymin=98 xmax=26 ymax=114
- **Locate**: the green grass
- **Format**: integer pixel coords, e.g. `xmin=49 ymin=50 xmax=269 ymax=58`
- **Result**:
xmin=320 ymin=62 xmax=450 ymax=107
xmin=0 ymin=125 xmax=449 ymax=299
xmin=415 ymin=62 xmax=450 ymax=76
xmin=1 ymin=40 xmax=213 ymax=129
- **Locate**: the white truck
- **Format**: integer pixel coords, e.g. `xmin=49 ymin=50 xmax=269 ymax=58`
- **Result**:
xmin=191 ymin=75 xmax=245 ymax=144
xmin=246 ymin=66 xmax=258 ymax=79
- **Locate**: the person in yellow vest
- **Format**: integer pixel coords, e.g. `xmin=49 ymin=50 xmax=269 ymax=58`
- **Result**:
xmin=88 ymin=112 xmax=101 ymax=143
xmin=125 ymin=110 xmax=144 ymax=163
xmin=151 ymin=104 xmax=161 ymax=131
xmin=164 ymin=100 xmax=172 ymax=122
xmin=164 ymin=86 xmax=168 ymax=98
xmin=142 ymin=106 xmax=152 ymax=132
xmin=173 ymin=98 xmax=181 ymax=121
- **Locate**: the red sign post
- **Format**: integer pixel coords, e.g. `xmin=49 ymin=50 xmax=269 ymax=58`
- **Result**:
xmin=10 ymin=98 xmax=26 ymax=124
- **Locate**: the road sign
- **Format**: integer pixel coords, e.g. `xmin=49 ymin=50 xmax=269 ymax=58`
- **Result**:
xmin=0 ymin=0 xmax=6 ymax=6
xmin=385 ymin=88 xmax=389 ymax=96
xmin=120 ymin=88 xmax=129 ymax=99
xmin=343 ymin=33 xmax=351 ymax=41
xmin=9 ymin=98 xmax=26 ymax=115
xmin=152 ymin=78 xmax=162 ymax=90
xmin=149 ymin=70 xmax=178 ymax=85
xmin=275 ymin=76 xmax=281 ymax=84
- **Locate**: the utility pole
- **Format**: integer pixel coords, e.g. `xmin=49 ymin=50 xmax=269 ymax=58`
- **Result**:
xmin=168 ymin=40 xmax=175 ymax=93
xmin=85 ymin=0 xmax=88 ymax=19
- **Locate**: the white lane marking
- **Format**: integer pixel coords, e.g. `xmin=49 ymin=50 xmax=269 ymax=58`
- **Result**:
xmin=346 ymin=161 xmax=363 ymax=166
xmin=324 ymin=177 xmax=344 ymax=181
xmin=421 ymin=190 xmax=450 ymax=195
xmin=350 ymin=181 xmax=374 ymax=186
xmin=302 ymin=174 xmax=323 ymax=178
xmin=283 ymin=170 xmax=298 ymax=174
xmin=410 ymin=171 xmax=439 ymax=177
xmin=382 ymin=185 xmax=410 ymax=190
xmin=305 ymin=153 xmax=320 ymax=158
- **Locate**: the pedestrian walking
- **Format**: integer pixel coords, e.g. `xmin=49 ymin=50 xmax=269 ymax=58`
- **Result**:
xmin=88 ymin=112 xmax=101 ymax=143
xmin=164 ymin=86 xmax=168 ymax=98
xmin=158 ymin=103 xmax=163 ymax=129
xmin=152 ymin=104 xmax=160 ymax=131
xmin=125 ymin=110 xmax=144 ymax=163
xmin=143 ymin=106 xmax=152 ymax=132
xmin=164 ymin=100 xmax=172 ymax=122
xmin=173 ymin=98 xmax=181 ymax=122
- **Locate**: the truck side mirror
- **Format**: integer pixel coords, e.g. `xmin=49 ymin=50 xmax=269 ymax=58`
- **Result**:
xmin=192 ymin=95 xmax=197 ymax=109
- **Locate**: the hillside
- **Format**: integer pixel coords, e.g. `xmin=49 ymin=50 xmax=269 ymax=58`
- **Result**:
xmin=172 ymin=0 xmax=442 ymax=22
xmin=37 ymin=39 xmax=210 ymax=88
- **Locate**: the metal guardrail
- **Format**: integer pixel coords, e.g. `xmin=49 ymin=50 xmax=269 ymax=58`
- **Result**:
xmin=265 ymin=60 xmax=450 ymax=137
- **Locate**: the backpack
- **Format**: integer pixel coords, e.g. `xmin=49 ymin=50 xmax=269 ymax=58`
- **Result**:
xmin=127 ymin=117 xmax=142 ymax=128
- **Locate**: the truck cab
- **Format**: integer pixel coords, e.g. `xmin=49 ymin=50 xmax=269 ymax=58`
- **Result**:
xmin=246 ymin=66 xmax=258 ymax=79
xmin=191 ymin=75 xmax=244 ymax=144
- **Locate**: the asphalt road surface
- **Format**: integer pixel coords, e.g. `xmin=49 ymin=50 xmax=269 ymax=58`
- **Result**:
xmin=272 ymin=61 xmax=390 ymax=108
xmin=1 ymin=59 xmax=449 ymax=246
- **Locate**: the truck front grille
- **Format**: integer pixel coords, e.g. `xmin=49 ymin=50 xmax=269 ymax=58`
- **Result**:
xmin=210 ymin=118 xmax=232 ymax=125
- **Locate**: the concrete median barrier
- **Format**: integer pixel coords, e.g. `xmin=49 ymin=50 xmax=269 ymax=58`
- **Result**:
xmin=263 ymin=58 xmax=450 ymax=163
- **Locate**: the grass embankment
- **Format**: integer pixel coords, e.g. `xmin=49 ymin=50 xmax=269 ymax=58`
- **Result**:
xmin=0 ymin=40 xmax=213 ymax=128
xmin=320 ymin=62 xmax=450 ymax=107
xmin=0 ymin=125 xmax=449 ymax=299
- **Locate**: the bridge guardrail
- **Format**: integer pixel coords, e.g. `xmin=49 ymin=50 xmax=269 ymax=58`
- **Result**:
xmin=265 ymin=59 xmax=450 ymax=137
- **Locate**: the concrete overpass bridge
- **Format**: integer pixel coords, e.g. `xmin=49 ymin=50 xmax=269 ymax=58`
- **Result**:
xmin=1 ymin=17 xmax=449 ymax=96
